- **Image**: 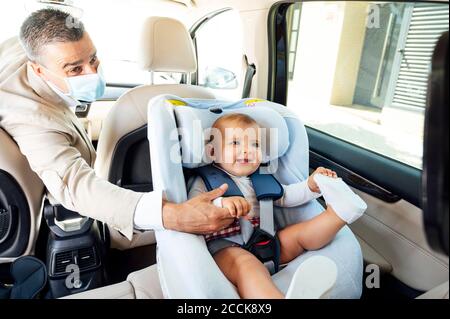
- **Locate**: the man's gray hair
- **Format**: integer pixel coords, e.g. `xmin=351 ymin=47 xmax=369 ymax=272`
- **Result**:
xmin=19 ymin=8 xmax=85 ymax=61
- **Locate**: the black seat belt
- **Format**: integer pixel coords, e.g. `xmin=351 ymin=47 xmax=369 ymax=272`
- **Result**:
xmin=242 ymin=55 xmax=256 ymax=99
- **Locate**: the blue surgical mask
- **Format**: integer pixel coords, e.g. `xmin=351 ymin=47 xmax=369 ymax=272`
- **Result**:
xmin=44 ymin=64 xmax=106 ymax=103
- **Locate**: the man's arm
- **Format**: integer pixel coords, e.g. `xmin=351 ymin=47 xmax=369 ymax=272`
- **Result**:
xmin=160 ymin=184 xmax=235 ymax=234
xmin=133 ymin=191 xmax=163 ymax=230
xmin=7 ymin=121 xmax=235 ymax=237
xmin=8 ymin=122 xmax=143 ymax=240
xmin=135 ymin=181 xmax=235 ymax=234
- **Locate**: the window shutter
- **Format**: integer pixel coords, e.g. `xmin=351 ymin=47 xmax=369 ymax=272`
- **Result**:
xmin=392 ymin=3 xmax=449 ymax=109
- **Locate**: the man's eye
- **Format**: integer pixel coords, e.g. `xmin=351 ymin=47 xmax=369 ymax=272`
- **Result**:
xmin=253 ymin=142 xmax=260 ymax=148
xmin=231 ymin=140 xmax=239 ymax=146
xmin=90 ymin=56 xmax=97 ymax=65
xmin=69 ymin=66 xmax=82 ymax=75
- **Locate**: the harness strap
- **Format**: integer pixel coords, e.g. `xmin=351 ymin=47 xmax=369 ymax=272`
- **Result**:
xmin=194 ymin=165 xmax=283 ymax=274
xmin=194 ymin=165 xmax=242 ymax=197
xmin=239 ymin=217 xmax=254 ymax=243
xmin=195 ymin=165 xmax=284 ymax=240
xmin=249 ymin=170 xmax=282 ymax=238
xmin=259 ymin=199 xmax=275 ymax=236
xmin=250 ymin=170 xmax=284 ymax=201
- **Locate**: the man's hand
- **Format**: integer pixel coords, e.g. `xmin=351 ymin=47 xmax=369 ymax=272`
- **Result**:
xmin=307 ymin=167 xmax=337 ymax=193
xmin=161 ymin=184 xmax=236 ymax=234
xmin=222 ymin=196 xmax=251 ymax=218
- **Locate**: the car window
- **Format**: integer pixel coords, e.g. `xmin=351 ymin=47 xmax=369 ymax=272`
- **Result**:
xmin=193 ymin=9 xmax=244 ymax=100
xmin=286 ymin=1 xmax=449 ymax=169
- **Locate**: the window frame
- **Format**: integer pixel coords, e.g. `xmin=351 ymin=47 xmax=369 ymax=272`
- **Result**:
xmin=188 ymin=7 xmax=242 ymax=91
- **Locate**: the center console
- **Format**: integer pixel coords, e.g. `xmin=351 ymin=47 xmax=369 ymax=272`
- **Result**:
xmin=44 ymin=202 xmax=106 ymax=298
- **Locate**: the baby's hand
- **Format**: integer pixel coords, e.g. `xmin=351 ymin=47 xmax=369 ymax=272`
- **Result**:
xmin=308 ymin=167 xmax=337 ymax=193
xmin=222 ymin=196 xmax=251 ymax=218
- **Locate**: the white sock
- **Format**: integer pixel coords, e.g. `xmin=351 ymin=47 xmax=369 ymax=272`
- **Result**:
xmin=285 ymin=255 xmax=338 ymax=299
xmin=313 ymin=174 xmax=367 ymax=224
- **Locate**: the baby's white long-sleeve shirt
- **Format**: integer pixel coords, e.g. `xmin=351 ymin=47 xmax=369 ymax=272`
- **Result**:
xmin=188 ymin=172 xmax=322 ymax=218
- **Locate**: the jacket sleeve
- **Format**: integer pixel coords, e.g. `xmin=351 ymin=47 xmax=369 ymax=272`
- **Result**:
xmin=6 ymin=121 xmax=144 ymax=240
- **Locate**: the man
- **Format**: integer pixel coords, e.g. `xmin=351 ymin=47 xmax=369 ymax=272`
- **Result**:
xmin=0 ymin=9 xmax=235 ymax=242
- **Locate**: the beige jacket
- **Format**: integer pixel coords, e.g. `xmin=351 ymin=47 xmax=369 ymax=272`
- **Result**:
xmin=0 ymin=40 xmax=142 ymax=240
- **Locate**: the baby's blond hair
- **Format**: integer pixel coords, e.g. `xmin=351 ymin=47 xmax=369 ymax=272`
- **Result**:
xmin=211 ymin=113 xmax=258 ymax=130
xmin=209 ymin=113 xmax=259 ymax=143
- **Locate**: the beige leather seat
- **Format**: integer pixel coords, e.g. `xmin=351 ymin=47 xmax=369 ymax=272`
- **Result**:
xmin=1 ymin=38 xmax=44 ymax=263
xmin=0 ymin=128 xmax=45 ymax=263
xmin=63 ymin=264 xmax=164 ymax=299
xmin=417 ymin=281 xmax=449 ymax=299
xmin=95 ymin=16 xmax=215 ymax=250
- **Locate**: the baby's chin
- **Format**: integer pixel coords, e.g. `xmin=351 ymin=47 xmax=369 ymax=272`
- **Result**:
xmin=228 ymin=163 xmax=260 ymax=176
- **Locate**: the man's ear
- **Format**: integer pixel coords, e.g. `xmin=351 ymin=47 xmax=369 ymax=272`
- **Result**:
xmin=205 ymin=143 xmax=215 ymax=161
xmin=29 ymin=61 xmax=49 ymax=81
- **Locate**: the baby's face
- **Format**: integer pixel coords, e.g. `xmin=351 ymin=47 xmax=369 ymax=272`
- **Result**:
xmin=212 ymin=121 xmax=262 ymax=176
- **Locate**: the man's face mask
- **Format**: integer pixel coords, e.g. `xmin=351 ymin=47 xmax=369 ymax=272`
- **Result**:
xmin=44 ymin=64 xmax=106 ymax=103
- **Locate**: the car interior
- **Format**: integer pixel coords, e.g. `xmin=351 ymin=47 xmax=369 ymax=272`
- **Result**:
xmin=0 ymin=0 xmax=448 ymax=299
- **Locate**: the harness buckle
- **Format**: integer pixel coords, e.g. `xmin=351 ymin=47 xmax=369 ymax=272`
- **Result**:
xmin=242 ymin=228 xmax=280 ymax=274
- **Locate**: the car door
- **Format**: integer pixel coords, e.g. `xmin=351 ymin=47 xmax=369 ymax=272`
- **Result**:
xmin=268 ymin=0 xmax=449 ymax=298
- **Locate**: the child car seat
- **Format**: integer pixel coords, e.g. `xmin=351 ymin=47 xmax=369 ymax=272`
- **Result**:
xmin=147 ymin=95 xmax=363 ymax=298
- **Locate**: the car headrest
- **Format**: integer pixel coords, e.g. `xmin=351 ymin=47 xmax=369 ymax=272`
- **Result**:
xmin=170 ymin=100 xmax=290 ymax=168
xmin=139 ymin=17 xmax=197 ymax=73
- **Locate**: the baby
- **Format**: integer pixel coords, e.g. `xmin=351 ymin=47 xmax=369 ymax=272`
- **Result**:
xmin=188 ymin=113 xmax=366 ymax=299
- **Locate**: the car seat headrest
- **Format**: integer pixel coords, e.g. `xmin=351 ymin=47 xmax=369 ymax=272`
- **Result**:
xmin=139 ymin=17 xmax=197 ymax=73
xmin=171 ymin=101 xmax=290 ymax=168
